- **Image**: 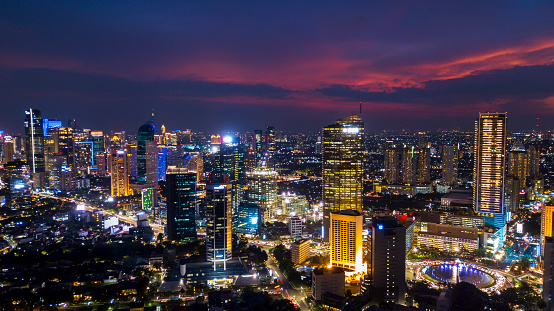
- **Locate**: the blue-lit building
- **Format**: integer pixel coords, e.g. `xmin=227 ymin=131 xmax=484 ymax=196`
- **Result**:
xmin=42 ymin=119 xmax=62 ymax=137
xmin=157 ymin=146 xmax=170 ymax=181
xmin=166 ymin=166 xmax=197 ymax=242
xmin=236 ymin=203 xmax=261 ymax=235
xmin=137 ymin=115 xmax=157 ymax=184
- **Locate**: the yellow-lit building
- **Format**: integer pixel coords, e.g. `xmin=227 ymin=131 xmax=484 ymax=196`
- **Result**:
xmin=109 ymin=148 xmax=129 ymax=197
xmin=330 ymin=210 xmax=364 ymax=273
xmin=323 ymin=114 xmax=364 ymax=240
xmin=473 ymin=112 xmax=507 ymax=232
xmin=211 ymin=134 xmax=221 ymax=145
xmin=542 ymin=204 xmax=554 ymax=256
xmin=291 ymin=239 xmax=310 ymax=264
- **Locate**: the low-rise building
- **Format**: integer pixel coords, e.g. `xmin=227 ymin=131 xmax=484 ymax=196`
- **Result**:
xmin=417 ymin=223 xmax=478 ymax=253
xmin=291 ymin=239 xmax=310 ymax=264
xmin=312 ymin=267 xmax=345 ymax=300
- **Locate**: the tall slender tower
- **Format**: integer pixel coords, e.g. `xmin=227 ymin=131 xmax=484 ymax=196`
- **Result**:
xmin=24 ymin=109 xmax=45 ymax=173
xmin=442 ymin=145 xmax=458 ymax=186
xmin=322 ymin=114 xmax=364 ymax=241
xmin=206 ymin=183 xmax=232 ymax=271
xmin=137 ymin=113 xmax=158 ymax=184
xmin=109 ymin=148 xmax=129 ymax=197
xmin=473 ymin=112 xmax=507 ymax=246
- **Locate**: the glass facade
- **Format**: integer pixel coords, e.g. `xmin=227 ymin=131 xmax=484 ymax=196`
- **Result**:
xmin=166 ymin=167 xmax=197 ymax=242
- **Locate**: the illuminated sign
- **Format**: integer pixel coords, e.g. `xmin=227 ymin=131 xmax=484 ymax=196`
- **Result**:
xmin=251 ymin=217 xmax=258 ymax=225
xmin=378 ymin=224 xmax=384 ymax=230
xmin=342 ymin=127 xmax=360 ymax=134
xmin=516 ymin=223 xmax=523 ymax=234
xmin=213 ymin=185 xmax=225 ymax=190
xmin=223 ymin=136 xmax=233 ymax=144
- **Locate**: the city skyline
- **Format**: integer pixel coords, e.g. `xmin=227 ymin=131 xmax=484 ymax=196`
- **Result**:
xmin=1 ymin=2 xmax=554 ymax=133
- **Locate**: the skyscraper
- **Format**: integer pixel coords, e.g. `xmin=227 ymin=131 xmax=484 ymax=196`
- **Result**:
xmin=322 ymin=114 xmax=364 ymax=240
xmin=206 ymin=183 xmax=232 ymax=270
xmin=330 ymin=210 xmax=364 ymax=273
xmin=384 ymin=141 xmax=400 ymax=184
xmin=473 ymin=112 xmax=507 ymax=236
xmin=137 ymin=115 xmax=158 ymax=184
xmin=166 ymin=167 xmax=197 ymax=242
xmin=442 ymin=145 xmax=458 ymax=186
xmin=370 ymin=216 xmax=406 ymax=305
xmin=24 ymin=108 xmax=45 ymax=173
xmin=266 ymin=126 xmax=276 ymax=157
xmin=109 ymin=149 xmax=129 ymax=197
xmin=246 ymin=166 xmax=278 ymax=222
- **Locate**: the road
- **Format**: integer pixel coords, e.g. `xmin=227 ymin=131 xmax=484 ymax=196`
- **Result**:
xmin=261 ymin=244 xmax=310 ymax=311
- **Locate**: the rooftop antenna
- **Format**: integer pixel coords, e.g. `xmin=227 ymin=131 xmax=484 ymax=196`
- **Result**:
xmin=360 ymin=101 xmax=362 ymax=114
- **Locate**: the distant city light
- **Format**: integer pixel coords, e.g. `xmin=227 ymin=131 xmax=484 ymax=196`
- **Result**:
xmin=222 ymin=136 xmax=233 ymax=144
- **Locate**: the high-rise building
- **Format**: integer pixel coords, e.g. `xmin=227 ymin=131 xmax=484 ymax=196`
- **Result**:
xmin=253 ymin=130 xmax=264 ymax=163
xmin=166 ymin=167 xmax=197 ymax=242
xmin=322 ymin=114 xmax=364 ymax=240
xmin=24 ymin=108 xmax=45 ymax=173
xmin=266 ymin=126 xmax=276 ymax=157
xmin=206 ymin=183 xmax=232 ymax=270
xmin=137 ymin=115 xmax=158 ymax=184
xmin=507 ymin=143 xmax=528 ymax=185
xmin=289 ymin=216 xmax=303 ymax=238
xmin=473 ymin=112 xmax=507 ymax=232
xmin=236 ymin=203 xmax=261 ymax=235
xmin=74 ymin=141 xmax=94 ymax=176
xmin=5 ymin=160 xmax=31 ymax=207
xmin=56 ymin=127 xmax=75 ymax=168
xmin=370 ymin=216 xmax=406 ymax=305
xmin=384 ymin=142 xmax=400 ymax=184
xmin=541 ymin=204 xmax=554 ymax=257
xmin=544 ymin=237 xmax=554 ymax=310
xmin=330 ymin=210 xmax=364 ymax=273
xmin=247 ymin=166 xmax=278 ymax=222
xmin=109 ymin=149 xmax=129 ymax=197
xmin=442 ymin=145 xmax=458 ymax=186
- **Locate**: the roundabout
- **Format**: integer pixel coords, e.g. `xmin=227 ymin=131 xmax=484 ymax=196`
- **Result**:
xmin=408 ymin=260 xmax=508 ymax=293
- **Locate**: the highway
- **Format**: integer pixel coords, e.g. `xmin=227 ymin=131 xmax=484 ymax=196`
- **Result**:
xmin=260 ymin=244 xmax=310 ymax=311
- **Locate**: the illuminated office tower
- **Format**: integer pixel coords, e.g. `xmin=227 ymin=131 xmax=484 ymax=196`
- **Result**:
xmin=253 ymin=130 xmax=264 ymax=163
xmin=384 ymin=142 xmax=400 ymax=184
xmin=137 ymin=115 xmax=158 ymax=184
xmin=473 ymin=112 xmax=507 ymax=234
xmin=74 ymin=141 xmax=94 ymax=176
xmin=24 ymin=108 xmax=45 ymax=173
xmin=330 ymin=210 xmax=364 ymax=273
xmin=442 ymin=145 xmax=458 ymax=186
xmin=91 ymin=131 xmax=105 ymax=157
xmin=265 ymin=126 xmax=276 ymax=157
xmin=206 ymin=183 xmax=232 ymax=270
xmin=184 ymin=153 xmax=203 ymax=183
xmin=507 ymin=143 xmax=528 ymax=184
xmin=246 ymin=166 xmax=278 ymax=222
xmin=56 ymin=127 xmax=75 ymax=168
xmin=3 ymin=137 xmax=14 ymax=164
xmin=370 ymin=216 xmax=406 ymax=305
xmin=322 ymin=114 xmax=364 ymax=240
xmin=542 ymin=204 xmax=554 ymax=257
xmin=5 ymin=160 xmax=31 ymax=207
xmin=166 ymin=166 xmax=197 ymax=242
xmin=109 ymin=149 xmax=129 ymax=197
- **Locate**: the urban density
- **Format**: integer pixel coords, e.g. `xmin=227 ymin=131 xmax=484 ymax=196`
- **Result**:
xmin=2 ymin=2 xmax=554 ymax=311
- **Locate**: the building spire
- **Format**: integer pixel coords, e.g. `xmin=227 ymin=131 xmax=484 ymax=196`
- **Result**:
xmin=359 ymin=101 xmax=362 ymax=114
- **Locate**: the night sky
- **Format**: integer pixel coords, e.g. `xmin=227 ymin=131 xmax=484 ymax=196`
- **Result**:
xmin=1 ymin=1 xmax=554 ymax=133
